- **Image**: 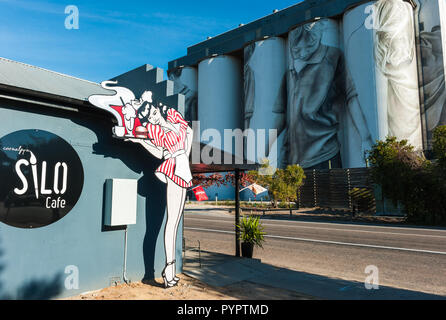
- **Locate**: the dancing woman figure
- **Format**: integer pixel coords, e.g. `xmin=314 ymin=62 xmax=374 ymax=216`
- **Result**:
xmin=129 ymin=103 xmax=193 ymax=288
xmin=89 ymin=83 xmax=193 ymax=288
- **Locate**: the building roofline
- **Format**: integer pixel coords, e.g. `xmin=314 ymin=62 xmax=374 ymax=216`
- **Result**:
xmin=0 ymin=83 xmax=88 ymax=106
xmin=0 ymin=57 xmax=101 ymax=87
xmin=0 ymin=82 xmax=113 ymax=121
xmin=0 ymin=56 xmax=114 ymax=114
xmin=168 ymin=0 xmax=416 ymax=72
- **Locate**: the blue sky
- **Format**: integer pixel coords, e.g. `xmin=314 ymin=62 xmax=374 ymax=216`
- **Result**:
xmin=0 ymin=0 xmax=301 ymax=82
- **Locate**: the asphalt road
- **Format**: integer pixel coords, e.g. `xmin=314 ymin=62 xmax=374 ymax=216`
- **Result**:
xmin=183 ymin=208 xmax=446 ymax=296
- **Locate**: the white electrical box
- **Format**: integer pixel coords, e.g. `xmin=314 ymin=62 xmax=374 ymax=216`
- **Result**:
xmin=104 ymin=179 xmax=138 ymax=226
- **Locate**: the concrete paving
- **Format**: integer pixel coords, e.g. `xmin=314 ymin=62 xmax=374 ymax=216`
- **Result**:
xmin=185 ymin=209 xmax=446 ymax=296
xmin=183 ymin=249 xmax=446 ymax=300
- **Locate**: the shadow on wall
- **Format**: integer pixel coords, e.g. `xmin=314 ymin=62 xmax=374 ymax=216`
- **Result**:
xmin=0 ymin=234 xmax=64 ymax=300
xmin=69 ymin=111 xmax=167 ymax=280
xmin=0 ymin=235 xmax=4 ymax=296
xmin=0 ymin=101 xmax=168 ymax=298
xmin=1 ymin=101 xmax=167 ymax=293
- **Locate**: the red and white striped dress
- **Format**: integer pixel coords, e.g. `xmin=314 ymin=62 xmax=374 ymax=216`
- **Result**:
xmin=147 ymin=108 xmax=193 ymax=188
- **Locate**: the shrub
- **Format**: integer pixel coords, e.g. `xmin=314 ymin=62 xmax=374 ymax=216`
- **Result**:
xmin=236 ymin=216 xmax=266 ymax=248
xmin=278 ymin=202 xmax=291 ymax=208
xmin=367 ymin=137 xmax=423 ymax=204
xmin=433 ymin=125 xmax=446 ymax=167
xmin=367 ymin=134 xmax=446 ymax=225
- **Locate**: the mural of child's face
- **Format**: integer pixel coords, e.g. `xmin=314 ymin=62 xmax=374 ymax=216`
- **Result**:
xmin=290 ymin=23 xmax=322 ymax=61
xmin=375 ymin=0 xmax=414 ymax=67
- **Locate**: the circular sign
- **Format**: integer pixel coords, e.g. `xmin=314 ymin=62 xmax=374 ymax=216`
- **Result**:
xmin=0 ymin=130 xmax=84 ymax=228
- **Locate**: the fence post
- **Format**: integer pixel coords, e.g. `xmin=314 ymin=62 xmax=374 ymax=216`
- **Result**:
xmin=347 ymin=169 xmax=352 ymax=210
xmin=297 ymin=187 xmax=301 ymax=210
xmin=313 ymin=169 xmax=317 ymax=208
xmin=235 ymin=169 xmax=241 ymax=257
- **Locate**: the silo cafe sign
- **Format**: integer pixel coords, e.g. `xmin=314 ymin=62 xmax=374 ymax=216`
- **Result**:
xmin=0 ymin=130 xmax=84 ymax=229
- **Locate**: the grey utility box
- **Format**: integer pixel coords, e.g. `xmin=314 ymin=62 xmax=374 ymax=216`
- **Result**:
xmin=104 ymin=179 xmax=138 ymax=226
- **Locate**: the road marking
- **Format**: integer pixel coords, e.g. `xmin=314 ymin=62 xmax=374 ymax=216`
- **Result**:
xmin=184 ymin=227 xmax=446 ymax=255
xmin=185 ymin=217 xmax=446 ymax=238
xmin=185 ymin=212 xmax=446 ymax=233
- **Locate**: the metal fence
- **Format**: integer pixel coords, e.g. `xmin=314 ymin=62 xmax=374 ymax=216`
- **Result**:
xmin=298 ymin=168 xmax=376 ymax=214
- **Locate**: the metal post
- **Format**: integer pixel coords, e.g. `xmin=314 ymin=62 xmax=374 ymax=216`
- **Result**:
xmin=347 ymin=169 xmax=352 ymax=210
xmin=123 ymin=226 xmax=129 ymax=284
xmin=182 ymin=201 xmax=185 ymax=272
xmin=235 ymin=169 xmax=241 ymax=257
xmin=313 ymin=169 xmax=317 ymax=208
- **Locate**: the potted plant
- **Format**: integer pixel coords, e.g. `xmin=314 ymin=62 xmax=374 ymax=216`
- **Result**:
xmin=236 ymin=215 xmax=266 ymax=258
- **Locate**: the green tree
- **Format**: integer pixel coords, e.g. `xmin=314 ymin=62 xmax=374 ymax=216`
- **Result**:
xmin=275 ymin=165 xmax=306 ymax=208
xmin=247 ymin=160 xmax=305 ymax=208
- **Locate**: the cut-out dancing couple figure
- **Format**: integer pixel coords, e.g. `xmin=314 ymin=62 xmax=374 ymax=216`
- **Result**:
xmin=89 ymin=81 xmax=193 ymax=288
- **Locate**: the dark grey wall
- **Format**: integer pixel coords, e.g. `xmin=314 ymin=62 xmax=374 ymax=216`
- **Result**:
xmin=111 ymin=64 xmax=185 ymax=115
xmin=0 ymin=99 xmax=182 ymax=299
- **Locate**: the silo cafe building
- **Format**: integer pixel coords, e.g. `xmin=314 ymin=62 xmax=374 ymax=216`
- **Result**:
xmin=1 ymin=0 xmax=445 ymax=298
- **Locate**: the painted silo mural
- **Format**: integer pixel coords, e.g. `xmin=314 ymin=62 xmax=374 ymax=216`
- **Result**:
xmin=284 ymin=18 xmax=373 ymax=169
xmin=416 ymin=0 xmax=446 ymax=147
xmin=373 ymin=0 xmax=422 ymax=150
xmin=243 ymin=37 xmax=287 ymax=167
xmin=198 ymin=55 xmax=243 ymax=154
xmin=169 ymin=0 xmax=442 ymax=169
xmin=342 ymin=2 xmax=378 ymax=168
xmin=168 ymin=66 xmax=198 ymax=123
xmin=342 ymin=0 xmax=422 ymax=169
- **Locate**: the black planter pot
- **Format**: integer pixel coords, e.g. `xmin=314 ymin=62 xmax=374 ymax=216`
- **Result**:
xmin=241 ymin=242 xmax=254 ymax=258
